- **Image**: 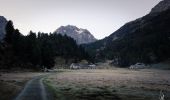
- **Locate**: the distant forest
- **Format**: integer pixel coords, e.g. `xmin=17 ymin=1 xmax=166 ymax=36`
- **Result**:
xmin=0 ymin=21 xmax=91 ymax=69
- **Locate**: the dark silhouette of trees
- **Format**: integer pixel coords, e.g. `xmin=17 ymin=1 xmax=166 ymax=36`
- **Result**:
xmin=0 ymin=23 xmax=91 ymax=69
xmin=4 ymin=21 xmax=15 ymax=44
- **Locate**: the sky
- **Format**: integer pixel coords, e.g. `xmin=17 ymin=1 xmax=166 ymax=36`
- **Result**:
xmin=0 ymin=0 xmax=161 ymax=39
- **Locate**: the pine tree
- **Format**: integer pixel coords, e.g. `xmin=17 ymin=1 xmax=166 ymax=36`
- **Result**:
xmin=4 ymin=21 xmax=15 ymax=43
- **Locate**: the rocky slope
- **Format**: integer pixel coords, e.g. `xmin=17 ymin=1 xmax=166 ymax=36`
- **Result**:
xmin=54 ymin=25 xmax=96 ymax=44
xmin=84 ymin=0 xmax=170 ymax=66
xmin=150 ymin=0 xmax=170 ymax=14
xmin=0 ymin=16 xmax=7 ymax=41
xmin=108 ymin=0 xmax=170 ymax=46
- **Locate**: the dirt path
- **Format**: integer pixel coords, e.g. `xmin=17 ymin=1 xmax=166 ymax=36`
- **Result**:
xmin=14 ymin=74 xmax=54 ymax=100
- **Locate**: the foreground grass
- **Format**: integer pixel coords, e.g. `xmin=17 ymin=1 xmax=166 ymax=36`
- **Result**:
xmin=0 ymin=72 xmax=44 ymax=100
xmin=0 ymin=81 xmax=22 ymax=100
xmin=44 ymin=69 xmax=170 ymax=100
xmin=44 ymin=79 xmax=162 ymax=100
xmin=44 ymin=79 xmax=121 ymax=100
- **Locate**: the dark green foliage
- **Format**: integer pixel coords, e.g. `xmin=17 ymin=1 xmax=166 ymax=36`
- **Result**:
xmin=4 ymin=21 xmax=15 ymax=43
xmin=0 ymin=22 xmax=90 ymax=69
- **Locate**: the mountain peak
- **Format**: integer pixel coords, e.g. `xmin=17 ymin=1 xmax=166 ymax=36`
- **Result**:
xmin=0 ymin=16 xmax=7 ymax=25
xmin=150 ymin=0 xmax=170 ymax=14
xmin=54 ymin=25 xmax=97 ymax=44
xmin=63 ymin=25 xmax=79 ymax=30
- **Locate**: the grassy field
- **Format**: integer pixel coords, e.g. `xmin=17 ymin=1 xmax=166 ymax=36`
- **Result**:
xmin=45 ymin=69 xmax=170 ymax=100
xmin=0 ymin=72 xmax=44 ymax=100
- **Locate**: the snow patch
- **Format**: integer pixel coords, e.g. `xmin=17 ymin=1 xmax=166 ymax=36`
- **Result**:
xmin=75 ymin=29 xmax=84 ymax=34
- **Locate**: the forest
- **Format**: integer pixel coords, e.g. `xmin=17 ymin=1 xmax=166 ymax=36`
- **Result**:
xmin=0 ymin=21 xmax=90 ymax=69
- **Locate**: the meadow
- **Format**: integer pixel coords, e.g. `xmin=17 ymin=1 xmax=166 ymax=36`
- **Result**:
xmin=45 ymin=68 xmax=170 ymax=100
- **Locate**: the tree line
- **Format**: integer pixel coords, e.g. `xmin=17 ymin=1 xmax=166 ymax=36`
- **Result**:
xmin=0 ymin=21 xmax=90 ymax=69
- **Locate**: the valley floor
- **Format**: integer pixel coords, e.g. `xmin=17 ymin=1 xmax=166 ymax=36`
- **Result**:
xmin=45 ymin=68 xmax=170 ymax=100
xmin=0 ymin=68 xmax=170 ymax=100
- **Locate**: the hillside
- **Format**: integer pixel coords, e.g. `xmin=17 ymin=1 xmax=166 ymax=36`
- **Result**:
xmin=150 ymin=0 xmax=170 ymax=14
xmin=84 ymin=0 xmax=170 ymax=66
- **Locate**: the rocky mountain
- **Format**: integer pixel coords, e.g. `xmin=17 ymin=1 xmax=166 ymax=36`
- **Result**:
xmin=84 ymin=0 xmax=170 ymax=66
xmin=0 ymin=16 xmax=7 ymax=41
xmin=54 ymin=25 xmax=97 ymax=44
xmin=107 ymin=0 xmax=170 ymax=42
xmin=150 ymin=0 xmax=170 ymax=14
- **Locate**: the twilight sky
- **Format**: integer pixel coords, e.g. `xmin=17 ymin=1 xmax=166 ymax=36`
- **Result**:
xmin=0 ymin=0 xmax=161 ymax=39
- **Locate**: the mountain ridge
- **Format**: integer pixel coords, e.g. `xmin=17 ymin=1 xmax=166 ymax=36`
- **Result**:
xmin=54 ymin=25 xmax=97 ymax=44
xmin=84 ymin=0 xmax=170 ymax=66
xmin=150 ymin=0 xmax=170 ymax=14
